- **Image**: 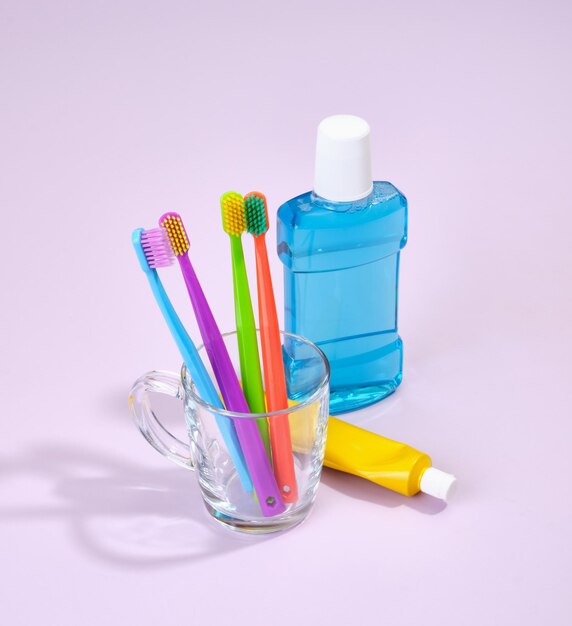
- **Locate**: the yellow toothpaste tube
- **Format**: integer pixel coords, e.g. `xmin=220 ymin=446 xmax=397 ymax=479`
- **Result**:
xmin=288 ymin=403 xmax=455 ymax=501
xmin=324 ymin=417 xmax=456 ymax=501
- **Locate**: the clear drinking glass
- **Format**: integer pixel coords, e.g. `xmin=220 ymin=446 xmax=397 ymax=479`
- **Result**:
xmin=129 ymin=330 xmax=330 ymax=534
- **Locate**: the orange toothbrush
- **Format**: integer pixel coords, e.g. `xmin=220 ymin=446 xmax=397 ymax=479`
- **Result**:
xmin=244 ymin=192 xmax=298 ymax=503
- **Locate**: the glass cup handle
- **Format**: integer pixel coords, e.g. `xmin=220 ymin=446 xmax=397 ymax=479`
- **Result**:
xmin=128 ymin=370 xmax=194 ymax=470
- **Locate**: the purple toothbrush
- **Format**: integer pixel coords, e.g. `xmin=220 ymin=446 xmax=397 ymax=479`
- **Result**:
xmin=159 ymin=212 xmax=285 ymax=517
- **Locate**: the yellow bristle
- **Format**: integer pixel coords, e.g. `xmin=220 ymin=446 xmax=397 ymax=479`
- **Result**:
xmin=161 ymin=214 xmax=189 ymax=256
xmin=220 ymin=192 xmax=246 ymax=237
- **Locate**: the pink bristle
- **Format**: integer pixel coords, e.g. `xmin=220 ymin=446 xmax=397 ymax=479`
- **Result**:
xmin=140 ymin=227 xmax=174 ymax=268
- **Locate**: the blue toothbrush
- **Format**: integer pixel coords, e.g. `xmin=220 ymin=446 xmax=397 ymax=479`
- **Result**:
xmin=132 ymin=227 xmax=253 ymax=492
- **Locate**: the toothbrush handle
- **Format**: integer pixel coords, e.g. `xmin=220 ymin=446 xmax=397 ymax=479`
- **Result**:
xmin=254 ymin=235 xmax=298 ymax=503
xmin=230 ymin=236 xmax=271 ymax=453
xmin=178 ymin=255 xmax=249 ymax=410
xmin=145 ymin=270 xmax=252 ymax=492
xmin=177 ymin=254 xmax=286 ymax=516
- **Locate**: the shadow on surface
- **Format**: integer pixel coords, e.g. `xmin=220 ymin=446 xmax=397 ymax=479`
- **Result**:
xmin=0 ymin=445 xmax=261 ymax=569
xmin=321 ymin=467 xmax=447 ymax=515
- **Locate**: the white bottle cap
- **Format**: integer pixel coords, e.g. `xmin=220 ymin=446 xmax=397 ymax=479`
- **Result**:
xmin=419 ymin=467 xmax=457 ymax=502
xmin=314 ymin=114 xmax=374 ymax=202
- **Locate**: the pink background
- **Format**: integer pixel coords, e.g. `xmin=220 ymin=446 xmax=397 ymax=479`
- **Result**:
xmin=2 ymin=1 xmax=571 ymax=624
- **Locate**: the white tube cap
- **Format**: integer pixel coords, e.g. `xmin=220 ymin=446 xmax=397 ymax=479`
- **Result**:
xmin=314 ymin=114 xmax=373 ymax=202
xmin=419 ymin=467 xmax=457 ymax=502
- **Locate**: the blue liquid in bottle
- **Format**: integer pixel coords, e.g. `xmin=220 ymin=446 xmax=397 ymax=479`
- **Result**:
xmin=277 ymin=183 xmax=407 ymax=414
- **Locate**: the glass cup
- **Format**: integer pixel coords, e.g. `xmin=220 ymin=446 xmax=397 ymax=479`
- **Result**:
xmin=129 ymin=330 xmax=330 ymax=534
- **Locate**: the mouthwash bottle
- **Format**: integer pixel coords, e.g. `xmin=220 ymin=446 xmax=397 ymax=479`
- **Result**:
xmin=277 ymin=115 xmax=407 ymax=414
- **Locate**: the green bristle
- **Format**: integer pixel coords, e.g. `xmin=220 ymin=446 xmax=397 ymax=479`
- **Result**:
xmin=244 ymin=193 xmax=268 ymax=236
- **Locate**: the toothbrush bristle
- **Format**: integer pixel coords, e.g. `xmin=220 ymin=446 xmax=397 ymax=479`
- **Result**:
xmin=244 ymin=192 xmax=269 ymax=236
xmin=220 ymin=192 xmax=246 ymax=237
xmin=159 ymin=212 xmax=190 ymax=256
xmin=140 ymin=228 xmax=174 ymax=269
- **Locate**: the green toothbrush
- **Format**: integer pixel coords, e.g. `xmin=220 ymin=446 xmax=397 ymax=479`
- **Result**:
xmin=220 ymin=191 xmax=271 ymax=456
